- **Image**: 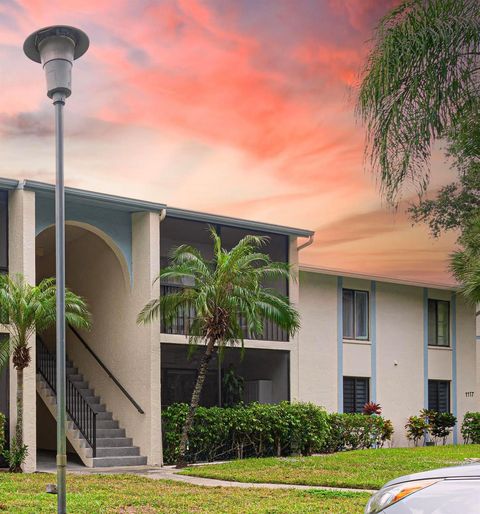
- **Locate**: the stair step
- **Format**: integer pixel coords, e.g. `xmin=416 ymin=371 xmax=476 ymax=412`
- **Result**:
xmin=95 ymin=437 xmax=133 ymax=447
xmin=96 ymin=419 xmax=119 ymax=429
xmin=96 ymin=428 xmax=125 ymax=438
xmin=92 ymin=455 xmax=147 ymax=468
xmin=90 ymin=403 xmax=107 ymax=413
xmin=66 ymin=367 xmax=78 ymax=375
xmin=95 ymin=411 xmax=113 ymax=421
xmin=69 ymin=380 xmax=88 ymax=389
xmin=86 ymin=446 xmax=140 ymax=458
xmin=67 ymin=373 xmax=84 ymax=382
xmin=83 ymin=395 xmax=101 ymax=404
xmin=76 ymin=387 xmax=95 ymax=396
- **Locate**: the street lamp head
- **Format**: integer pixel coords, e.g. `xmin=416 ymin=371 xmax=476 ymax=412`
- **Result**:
xmin=23 ymin=25 xmax=89 ymax=100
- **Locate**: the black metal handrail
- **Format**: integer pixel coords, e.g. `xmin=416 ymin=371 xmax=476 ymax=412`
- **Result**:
xmin=36 ymin=337 xmax=97 ymax=457
xmin=68 ymin=325 xmax=145 ymax=414
xmin=160 ymin=284 xmax=289 ymax=342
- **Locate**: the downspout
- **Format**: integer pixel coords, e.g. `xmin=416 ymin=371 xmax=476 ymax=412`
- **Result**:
xmin=297 ymin=233 xmax=314 ymax=251
xmin=159 ymin=208 xmax=166 ymax=223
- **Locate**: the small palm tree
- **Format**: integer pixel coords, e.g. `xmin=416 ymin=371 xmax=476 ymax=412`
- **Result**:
xmin=0 ymin=274 xmax=91 ymax=471
xmin=138 ymin=228 xmax=300 ymax=468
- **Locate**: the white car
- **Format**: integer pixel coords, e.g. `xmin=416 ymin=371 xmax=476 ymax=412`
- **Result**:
xmin=365 ymin=462 xmax=480 ymax=513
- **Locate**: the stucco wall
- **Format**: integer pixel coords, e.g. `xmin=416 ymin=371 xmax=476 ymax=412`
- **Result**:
xmin=298 ymin=270 xmax=477 ymax=447
xmin=36 ymin=213 xmax=162 ymax=465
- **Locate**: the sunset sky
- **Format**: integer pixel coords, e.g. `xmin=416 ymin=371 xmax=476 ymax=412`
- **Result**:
xmin=0 ymin=0 xmax=458 ymax=285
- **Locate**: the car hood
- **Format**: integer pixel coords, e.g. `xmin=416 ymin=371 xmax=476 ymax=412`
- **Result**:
xmin=385 ymin=463 xmax=480 ymax=487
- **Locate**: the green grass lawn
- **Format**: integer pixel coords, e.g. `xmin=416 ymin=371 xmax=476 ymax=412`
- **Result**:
xmin=181 ymin=445 xmax=480 ymax=490
xmin=0 ymin=473 xmax=369 ymax=514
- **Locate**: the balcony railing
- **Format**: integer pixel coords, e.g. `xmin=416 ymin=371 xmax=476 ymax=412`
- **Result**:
xmin=160 ymin=284 xmax=288 ymax=342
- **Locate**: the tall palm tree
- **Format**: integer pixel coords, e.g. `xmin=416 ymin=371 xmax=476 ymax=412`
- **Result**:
xmin=357 ymin=0 xmax=480 ymax=202
xmin=138 ymin=228 xmax=299 ymax=468
xmin=451 ymin=217 xmax=480 ymax=311
xmin=0 ymin=274 xmax=91 ymax=471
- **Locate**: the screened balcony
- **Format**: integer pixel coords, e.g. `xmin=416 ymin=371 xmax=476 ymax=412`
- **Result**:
xmin=160 ymin=216 xmax=290 ymax=343
xmin=160 ymin=284 xmax=289 ymax=342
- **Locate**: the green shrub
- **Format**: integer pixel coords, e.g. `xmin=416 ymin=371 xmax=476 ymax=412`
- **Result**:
xmin=162 ymin=403 xmax=395 ymax=464
xmin=321 ymin=413 xmax=393 ymax=453
xmin=2 ymin=436 xmax=28 ymax=473
xmin=462 ymin=412 xmax=480 ymax=444
xmin=162 ymin=402 xmax=330 ymax=464
xmin=405 ymin=410 xmax=457 ymax=446
xmin=405 ymin=415 xmax=428 ymax=446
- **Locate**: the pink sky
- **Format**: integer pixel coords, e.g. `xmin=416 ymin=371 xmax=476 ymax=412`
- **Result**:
xmin=0 ymin=0 xmax=458 ymax=285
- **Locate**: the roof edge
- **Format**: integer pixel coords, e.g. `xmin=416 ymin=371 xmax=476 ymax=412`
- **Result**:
xmin=0 ymin=178 xmax=20 ymax=190
xmin=299 ymin=264 xmax=458 ymax=291
xmin=23 ymin=180 xmax=167 ymax=212
xmin=167 ymin=206 xmax=314 ymax=238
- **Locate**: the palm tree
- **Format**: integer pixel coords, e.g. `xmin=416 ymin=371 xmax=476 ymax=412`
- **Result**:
xmin=0 ymin=274 xmax=91 ymax=471
xmin=357 ymin=0 xmax=480 ymax=202
xmin=451 ymin=216 xmax=480 ymax=311
xmin=138 ymin=228 xmax=299 ymax=468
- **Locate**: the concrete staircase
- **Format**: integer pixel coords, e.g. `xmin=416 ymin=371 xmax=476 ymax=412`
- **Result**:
xmin=37 ymin=358 xmax=147 ymax=468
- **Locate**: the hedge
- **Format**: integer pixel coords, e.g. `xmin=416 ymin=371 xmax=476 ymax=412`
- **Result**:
xmin=162 ymin=402 xmax=393 ymax=464
xmin=462 ymin=412 xmax=480 ymax=444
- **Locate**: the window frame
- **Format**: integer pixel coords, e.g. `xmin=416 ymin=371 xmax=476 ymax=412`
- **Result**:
xmin=428 ymin=379 xmax=451 ymax=413
xmin=343 ymin=376 xmax=370 ymax=414
xmin=428 ymin=299 xmax=450 ymax=347
xmin=343 ymin=288 xmax=370 ymax=341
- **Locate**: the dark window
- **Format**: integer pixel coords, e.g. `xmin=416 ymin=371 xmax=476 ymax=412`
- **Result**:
xmin=0 ymin=191 xmax=7 ymax=273
xmin=428 ymin=299 xmax=450 ymax=347
xmin=428 ymin=380 xmax=450 ymax=413
xmin=343 ymin=376 xmax=369 ymax=413
xmin=343 ymin=289 xmax=369 ymax=340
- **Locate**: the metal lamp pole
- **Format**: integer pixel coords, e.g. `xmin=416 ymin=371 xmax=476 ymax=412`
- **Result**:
xmin=24 ymin=26 xmax=89 ymax=514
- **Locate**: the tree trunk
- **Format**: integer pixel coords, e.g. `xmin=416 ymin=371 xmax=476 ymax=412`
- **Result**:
xmin=13 ymin=368 xmax=23 ymax=472
xmin=176 ymin=339 xmax=216 ymax=468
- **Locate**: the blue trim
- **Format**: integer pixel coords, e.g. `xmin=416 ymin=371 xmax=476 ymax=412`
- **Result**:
xmin=36 ymin=193 xmax=133 ymax=282
xmin=337 ymin=277 xmax=344 ymax=413
xmin=451 ymin=293 xmax=458 ymax=444
xmin=423 ymin=288 xmax=429 ymax=409
xmin=370 ymin=281 xmax=377 ymax=403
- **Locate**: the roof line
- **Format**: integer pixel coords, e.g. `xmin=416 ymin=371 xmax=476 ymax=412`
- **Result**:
xmin=167 ymin=206 xmax=314 ymax=238
xmin=0 ymin=178 xmax=20 ymax=190
xmin=22 ymin=180 xmax=167 ymax=212
xmin=299 ymin=264 xmax=458 ymax=291
xmin=2 ymin=177 xmax=314 ymax=237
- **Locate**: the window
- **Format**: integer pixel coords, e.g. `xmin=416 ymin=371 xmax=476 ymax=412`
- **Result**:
xmin=343 ymin=289 xmax=369 ymax=340
xmin=343 ymin=376 xmax=369 ymax=413
xmin=428 ymin=380 xmax=450 ymax=413
xmin=428 ymin=299 xmax=450 ymax=347
xmin=0 ymin=191 xmax=7 ymax=273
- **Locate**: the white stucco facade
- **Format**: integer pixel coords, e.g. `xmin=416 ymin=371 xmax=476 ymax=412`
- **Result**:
xmin=1 ymin=178 xmax=478 ymax=471
xmin=297 ymin=267 xmax=478 ymax=446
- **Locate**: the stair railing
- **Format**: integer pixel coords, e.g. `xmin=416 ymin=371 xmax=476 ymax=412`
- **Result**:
xmin=36 ymin=337 xmax=97 ymax=458
xmin=68 ymin=325 xmax=145 ymax=415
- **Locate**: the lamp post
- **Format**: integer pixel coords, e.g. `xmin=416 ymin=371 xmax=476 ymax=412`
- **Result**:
xmin=24 ymin=26 xmax=89 ymax=514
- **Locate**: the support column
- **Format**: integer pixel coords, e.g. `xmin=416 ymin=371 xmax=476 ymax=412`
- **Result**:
xmin=8 ymin=188 xmax=36 ymax=472
xmin=132 ymin=212 xmax=162 ymax=465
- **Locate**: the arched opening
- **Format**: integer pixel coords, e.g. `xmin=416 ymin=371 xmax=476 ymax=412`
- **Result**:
xmin=35 ymin=222 xmax=129 ymax=466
